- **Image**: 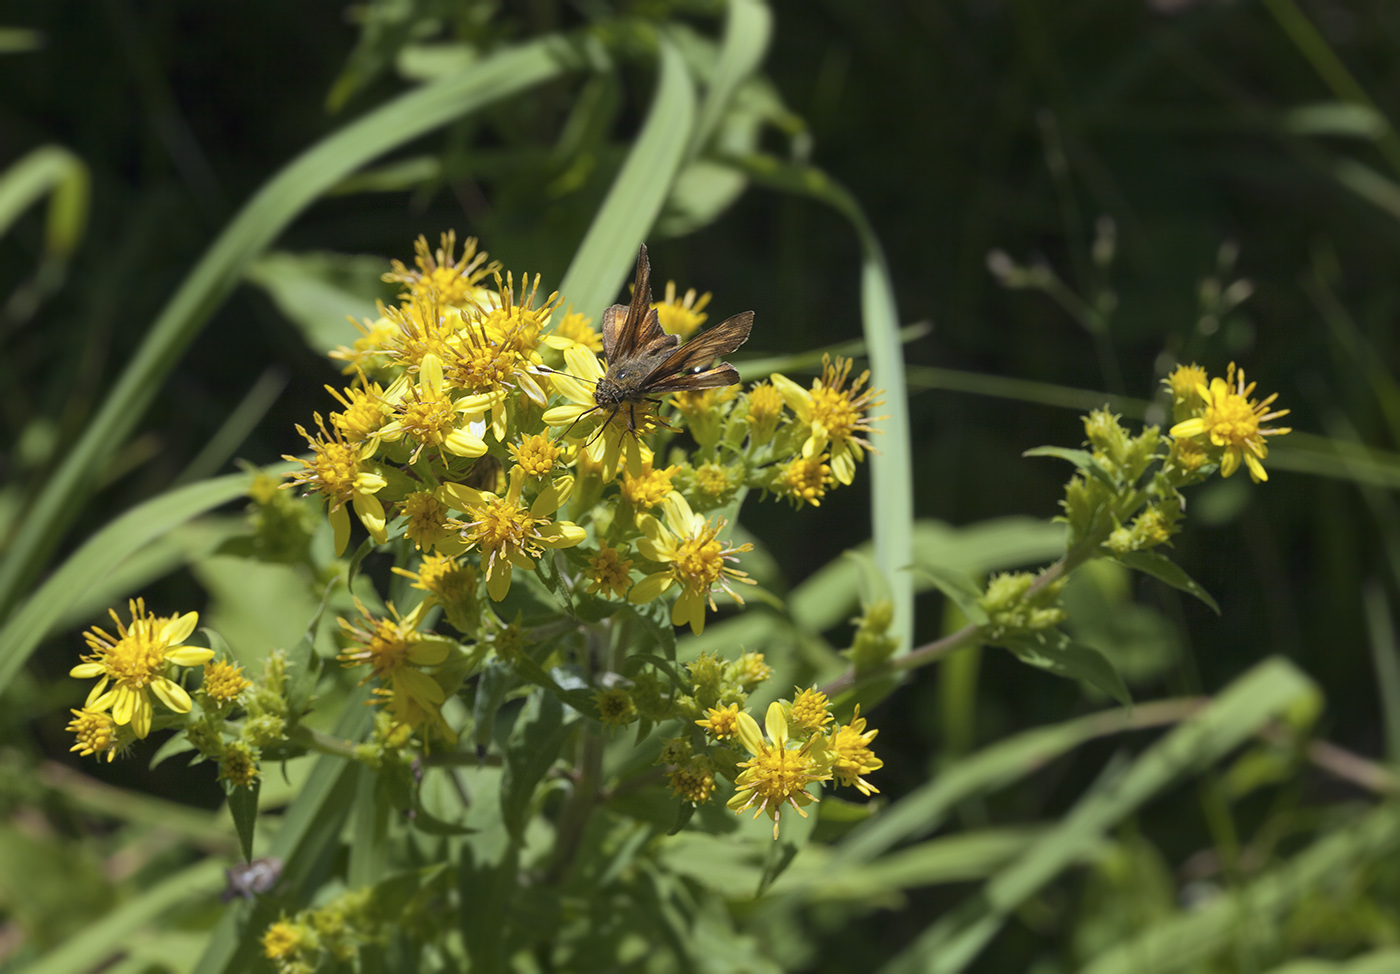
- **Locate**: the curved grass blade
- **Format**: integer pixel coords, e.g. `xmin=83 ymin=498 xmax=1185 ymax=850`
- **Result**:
xmin=0 ymin=144 xmax=89 ymax=255
xmin=1080 ymin=802 xmax=1400 ymax=974
xmin=557 ymin=39 xmax=696 ymax=321
xmin=685 ymin=0 xmax=772 ymax=160
xmin=0 ymin=470 xmax=265 ymax=693
xmin=721 ymin=153 xmax=915 ymax=653
xmin=0 ymin=36 xmax=574 ymax=618
xmin=876 ymin=657 xmax=1320 ymax=974
xmin=17 ymin=859 xmax=226 ymax=974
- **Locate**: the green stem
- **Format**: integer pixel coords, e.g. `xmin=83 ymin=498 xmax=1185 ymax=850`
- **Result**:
xmin=287 ymin=724 xmax=363 ymax=761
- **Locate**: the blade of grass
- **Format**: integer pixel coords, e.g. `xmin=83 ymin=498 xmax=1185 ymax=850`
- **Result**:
xmin=0 ymin=144 xmax=89 ymax=256
xmin=876 ymin=657 xmax=1320 ymax=974
xmin=1364 ymin=584 xmax=1400 ymax=765
xmin=835 ymin=698 xmax=1202 ymax=863
xmin=16 ymin=859 xmax=226 ymax=974
xmin=557 ymin=38 xmax=695 ymax=320
xmin=0 ymin=469 xmax=269 ymax=693
xmin=1080 ymin=803 xmax=1400 ymax=974
xmin=685 ymin=0 xmax=771 ymax=160
xmin=0 ymin=36 xmax=575 ymax=618
xmin=724 ymin=153 xmax=915 ymax=653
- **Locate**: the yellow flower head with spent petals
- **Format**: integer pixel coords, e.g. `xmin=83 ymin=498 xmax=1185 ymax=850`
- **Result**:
xmin=383 ymin=231 xmax=496 ymax=308
xmin=1168 ymin=362 xmax=1291 ymax=483
xmin=70 ymin=599 xmax=213 ymax=739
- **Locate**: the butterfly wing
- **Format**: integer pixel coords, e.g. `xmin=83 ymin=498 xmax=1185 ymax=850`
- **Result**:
xmin=640 ymin=311 xmax=753 ymax=392
xmin=602 ymin=244 xmax=674 ymax=364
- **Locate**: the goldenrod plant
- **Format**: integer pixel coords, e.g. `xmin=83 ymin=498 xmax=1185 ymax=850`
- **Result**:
xmin=9 ymin=3 xmax=1400 ymax=974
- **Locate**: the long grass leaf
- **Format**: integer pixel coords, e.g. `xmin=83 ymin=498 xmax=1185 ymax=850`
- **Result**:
xmin=724 ymin=153 xmax=915 ymax=651
xmin=0 ymin=144 xmax=89 ymax=255
xmin=685 ymin=0 xmax=772 ymax=159
xmin=876 ymin=657 xmax=1320 ymax=974
xmin=557 ymin=39 xmax=696 ymax=319
xmin=17 ymin=860 xmax=226 ymax=974
xmin=0 ymin=37 xmax=573 ymax=617
xmin=1080 ymin=803 xmax=1400 ymax=974
xmin=836 ymin=698 xmax=1202 ymax=863
xmin=0 ymin=471 xmax=259 ymax=693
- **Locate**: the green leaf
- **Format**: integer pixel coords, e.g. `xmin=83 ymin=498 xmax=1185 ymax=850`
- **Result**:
xmin=1022 ymin=446 xmax=1118 ymax=488
xmin=912 ymin=567 xmax=989 ymax=626
xmin=0 ymin=144 xmax=89 ymax=256
xmin=1117 ymin=549 xmax=1221 ymax=614
xmin=723 ymin=154 xmax=917 ymax=655
xmin=500 ymin=691 xmax=566 ymax=842
xmin=227 ymin=781 xmax=260 ymax=864
xmin=1002 ymin=630 xmax=1132 ymax=707
xmin=244 ymin=250 xmax=389 ymax=355
xmin=1080 ymin=804 xmax=1400 ymax=974
xmin=192 ymin=689 xmax=372 ymax=974
xmin=473 ymin=660 xmax=515 ymax=752
xmin=0 ymin=472 xmax=256 ymax=694
xmin=557 ymin=39 xmax=696 ymax=321
xmin=19 ymin=860 xmax=226 ymax=974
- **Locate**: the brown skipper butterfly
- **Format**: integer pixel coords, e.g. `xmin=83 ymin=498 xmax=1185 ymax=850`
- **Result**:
xmin=589 ymin=243 xmax=753 ymax=434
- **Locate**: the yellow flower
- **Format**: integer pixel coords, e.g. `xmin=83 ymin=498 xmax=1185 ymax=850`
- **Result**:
xmin=399 ymin=489 xmax=457 ymax=552
xmin=729 ymin=651 xmax=772 ymax=690
xmin=282 ymin=413 xmax=388 ymax=556
xmin=744 ymin=382 xmax=785 ymax=443
xmin=826 ymin=705 xmax=883 ymax=797
xmin=727 ymin=702 xmax=831 ymax=839
xmin=669 ymin=756 xmax=717 ymax=805
xmin=696 ymin=702 xmax=742 ymax=740
xmin=262 ymin=918 xmax=314 ymax=962
xmin=542 ymin=308 xmax=603 ymax=353
xmin=629 ymin=493 xmax=756 ymax=635
xmin=219 ymin=741 xmax=261 ymax=788
xmin=67 ymin=707 xmax=122 ymax=762
xmin=440 ymin=465 xmax=586 ymax=601
xmin=325 ymin=381 xmax=390 ymax=444
xmin=1168 ymin=362 xmax=1291 ymax=483
xmin=789 ymin=687 xmax=834 ymax=734
xmin=202 ymin=659 xmax=251 ymax=704
xmin=653 ymin=280 xmax=711 ymax=339
xmin=543 ymin=344 xmax=659 ymax=478
xmin=1164 ymin=362 xmax=1210 ymax=409
xmin=585 ymin=545 xmax=634 ymax=599
xmin=509 ymin=433 xmax=562 ymax=478
xmin=375 ymin=356 xmax=492 ymax=462
xmin=771 ymin=355 xmax=884 ymax=485
xmin=621 ymin=456 xmax=679 ymax=511
xmin=329 ymin=312 xmax=400 ymax=374
xmin=383 ymin=231 xmax=496 ymax=308
xmin=70 ymin=599 xmax=212 ymax=738
xmin=774 ymin=453 xmax=835 ymax=508
xmin=691 ymin=462 xmax=734 ymax=503
xmin=338 ymin=600 xmax=456 ymax=742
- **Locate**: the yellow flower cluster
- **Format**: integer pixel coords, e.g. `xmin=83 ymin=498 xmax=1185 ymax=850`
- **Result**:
xmin=648 ymin=654 xmax=884 ymax=835
xmin=275 ymin=234 xmax=885 ymax=740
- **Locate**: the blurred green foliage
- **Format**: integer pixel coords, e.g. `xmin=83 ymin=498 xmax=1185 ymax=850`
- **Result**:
xmin=4 ymin=0 xmax=1400 ymax=971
